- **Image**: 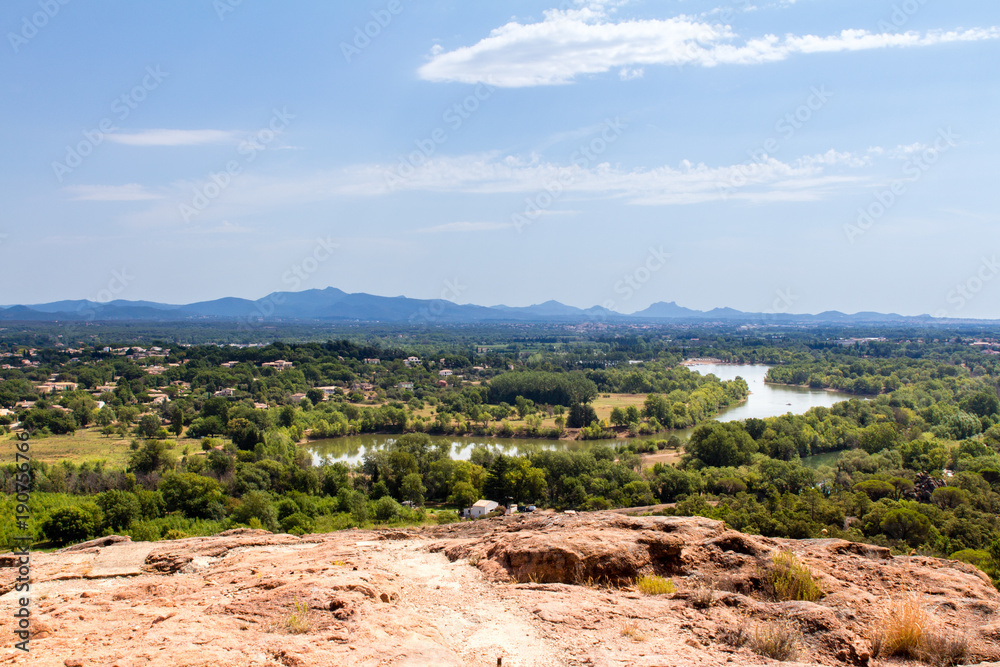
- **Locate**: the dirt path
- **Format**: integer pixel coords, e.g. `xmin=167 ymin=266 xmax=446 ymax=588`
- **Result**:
xmin=363 ymin=539 xmax=571 ymax=666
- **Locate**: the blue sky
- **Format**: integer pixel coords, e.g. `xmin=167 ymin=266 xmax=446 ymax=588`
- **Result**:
xmin=2 ymin=0 xmax=999 ymax=317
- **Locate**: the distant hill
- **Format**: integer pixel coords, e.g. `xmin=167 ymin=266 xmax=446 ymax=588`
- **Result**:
xmin=0 ymin=288 xmax=982 ymax=324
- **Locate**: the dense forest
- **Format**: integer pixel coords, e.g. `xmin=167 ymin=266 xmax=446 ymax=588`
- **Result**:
xmin=3 ymin=324 xmax=1000 ymax=588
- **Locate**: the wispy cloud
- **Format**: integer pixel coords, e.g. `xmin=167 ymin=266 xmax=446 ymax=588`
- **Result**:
xmin=418 ymin=8 xmax=999 ymax=87
xmin=105 ymin=129 xmax=241 ymax=147
xmin=417 ymin=221 xmax=514 ymax=233
xmin=65 ymin=184 xmax=164 ymax=201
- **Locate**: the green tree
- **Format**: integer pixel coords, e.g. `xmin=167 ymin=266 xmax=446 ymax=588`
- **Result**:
xmin=880 ymin=508 xmax=931 ymax=547
xmin=136 ymin=414 xmax=164 ymax=439
xmin=373 ymin=496 xmax=403 ymax=522
xmin=159 ymin=472 xmax=226 ymax=520
xmin=97 ymin=490 xmax=141 ymax=530
xmin=129 ymin=440 xmax=177 ymax=475
xmin=42 ymin=506 xmax=99 ymax=545
xmin=857 ymin=422 xmax=901 ymax=454
xmin=231 ymin=491 xmax=279 ymax=531
xmin=227 ymin=417 xmax=262 ymax=451
xmin=401 ymin=472 xmax=426 ymax=506
xmin=685 ymin=422 xmax=757 ymax=468
xmin=448 ymin=481 xmax=479 ymax=509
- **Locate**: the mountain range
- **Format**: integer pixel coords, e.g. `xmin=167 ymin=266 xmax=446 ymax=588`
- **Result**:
xmin=0 ymin=287 xmax=982 ymax=324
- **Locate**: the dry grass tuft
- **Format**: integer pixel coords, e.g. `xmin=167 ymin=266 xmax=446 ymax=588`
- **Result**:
xmin=869 ymin=593 xmax=928 ymax=659
xmin=689 ymin=582 xmax=715 ymax=609
xmin=620 ymin=619 xmax=646 ymax=642
xmin=719 ymin=615 xmax=751 ymax=649
xmin=917 ymin=629 xmax=969 ymax=667
xmin=722 ymin=614 xmax=800 ymax=662
xmin=749 ymin=620 xmax=800 ymax=661
xmin=766 ymin=551 xmax=823 ymax=602
xmin=869 ymin=593 xmax=968 ymax=666
xmin=635 ymin=574 xmax=676 ymax=595
xmin=285 ymin=596 xmax=312 ymax=634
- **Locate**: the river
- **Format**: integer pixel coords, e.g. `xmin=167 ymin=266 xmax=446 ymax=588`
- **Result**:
xmin=305 ymin=363 xmax=856 ymax=465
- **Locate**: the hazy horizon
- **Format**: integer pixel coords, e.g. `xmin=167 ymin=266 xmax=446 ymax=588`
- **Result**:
xmin=3 ymin=1 xmax=998 ymax=318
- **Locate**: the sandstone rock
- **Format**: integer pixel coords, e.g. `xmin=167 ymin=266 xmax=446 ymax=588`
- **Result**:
xmin=4 ymin=512 xmax=1000 ymax=666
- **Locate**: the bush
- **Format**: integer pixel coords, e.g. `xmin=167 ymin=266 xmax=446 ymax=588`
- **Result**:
xmin=373 ymin=496 xmax=403 ymax=522
xmin=635 ymin=574 xmax=675 ymax=595
xmin=96 ymin=490 xmax=141 ymax=530
xmin=42 ymin=505 xmax=99 ymax=545
xmin=870 ymin=594 xmax=969 ymax=666
xmin=869 ymin=594 xmax=928 ymax=660
xmin=159 ymin=472 xmax=226 ymax=520
xmin=126 ymin=520 xmax=161 ymax=542
xmin=766 ymin=551 xmax=823 ymax=602
xmin=280 ymin=512 xmax=314 ymax=535
xmin=231 ymin=490 xmax=278 ymax=532
xmin=750 ymin=620 xmax=800 ymax=661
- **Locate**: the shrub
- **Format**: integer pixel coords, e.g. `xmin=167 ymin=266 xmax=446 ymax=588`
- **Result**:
xmin=42 ymin=505 xmax=100 ymax=545
xmin=750 ymin=620 xmax=800 ymax=661
xmin=869 ymin=594 xmax=928 ymax=660
xmin=126 ymin=520 xmax=161 ymax=542
xmin=870 ymin=594 xmax=968 ymax=666
xmin=766 ymin=551 xmax=823 ymax=602
xmin=286 ymin=597 xmax=312 ymax=634
xmin=918 ymin=630 xmax=969 ymax=667
xmin=619 ymin=619 xmax=646 ymax=642
xmin=96 ymin=490 xmax=141 ymax=530
xmin=280 ymin=512 xmax=314 ymax=535
xmin=373 ymin=496 xmax=402 ymax=523
xmin=231 ymin=490 xmax=278 ymax=532
xmin=635 ymin=574 xmax=676 ymax=595
xmin=689 ymin=583 xmax=714 ymax=609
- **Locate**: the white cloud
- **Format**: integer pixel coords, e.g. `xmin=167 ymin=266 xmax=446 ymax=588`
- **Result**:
xmin=105 ymin=129 xmax=241 ymax=147
xmin=418 ymin=9 xmax=999 ymax=87
xmin=417 ymin=221 xmax=514 ymax=233
xmin=65 ymin=184 xmax=164 ymax=201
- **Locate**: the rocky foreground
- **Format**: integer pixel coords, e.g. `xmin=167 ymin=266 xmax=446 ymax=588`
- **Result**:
xmin=3 ymin=512 xmax=1000 ymax=666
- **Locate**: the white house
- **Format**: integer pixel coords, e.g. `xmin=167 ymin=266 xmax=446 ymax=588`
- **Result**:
xmin=404 ymin=356 xmax=421 ymax=367
xmin=438 ymin=369 xmax=453 ymax=377
xmin=468 ymin=499 xmax=499 ymax=519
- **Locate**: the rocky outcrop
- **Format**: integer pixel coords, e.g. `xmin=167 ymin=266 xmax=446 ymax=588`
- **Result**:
xmin=2 ymin=512 xmax=1000 ymax=666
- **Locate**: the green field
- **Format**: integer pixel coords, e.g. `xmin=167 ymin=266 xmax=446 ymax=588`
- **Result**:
xmin=11 ymin=427 xmax=193 ymax=468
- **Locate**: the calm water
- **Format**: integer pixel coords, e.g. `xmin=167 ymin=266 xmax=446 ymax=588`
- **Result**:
xmin=306 ymin=364 xmax=856 ymax=465
xmin=686 ymin=363 xmax=854 ymax=422
xmin=307 ymin=434 xmax=625 ymax=466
